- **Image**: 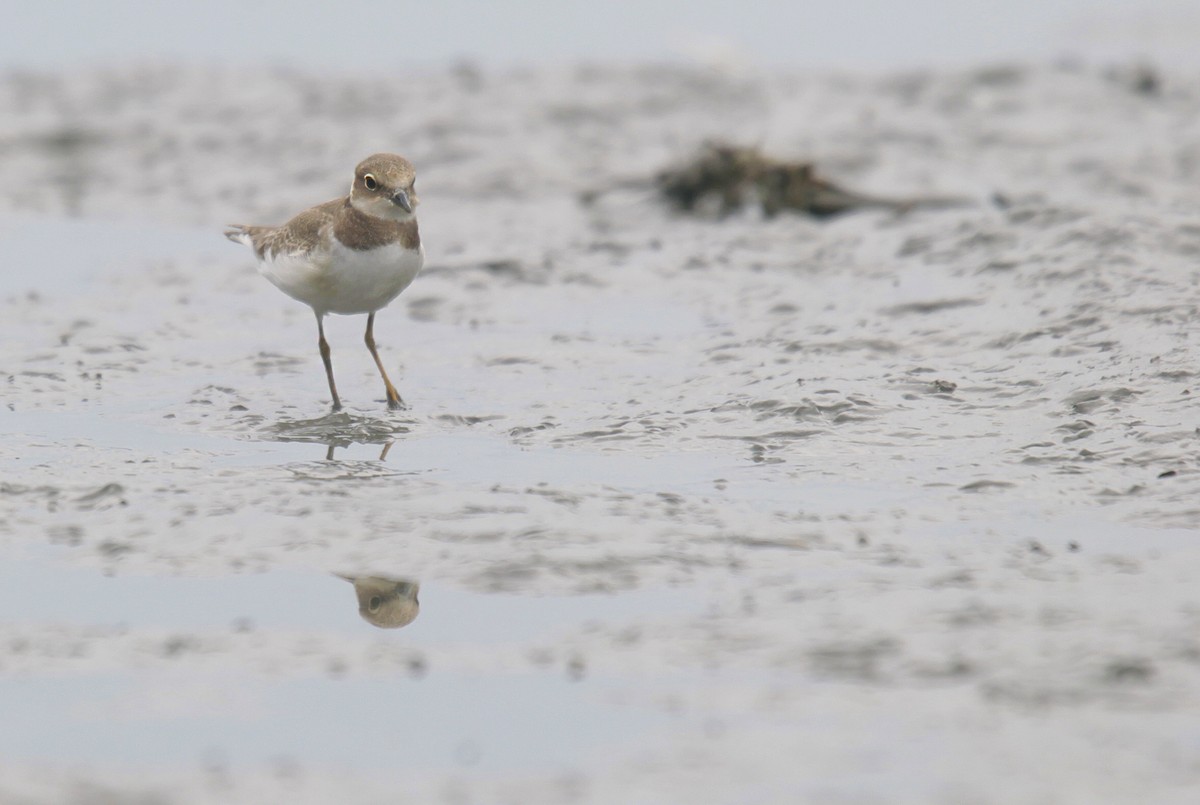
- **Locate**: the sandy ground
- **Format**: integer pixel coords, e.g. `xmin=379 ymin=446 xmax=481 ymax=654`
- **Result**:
xmin=0 ymin=61 xmax=1198 ymax=803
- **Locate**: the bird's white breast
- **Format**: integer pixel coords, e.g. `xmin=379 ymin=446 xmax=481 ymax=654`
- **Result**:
xmin=258 ymin=241 xmax=424 ymax=316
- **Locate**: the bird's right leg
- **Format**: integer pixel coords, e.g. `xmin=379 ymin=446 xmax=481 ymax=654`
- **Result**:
xmin=316 ymin=312 xmax=343 ymax=412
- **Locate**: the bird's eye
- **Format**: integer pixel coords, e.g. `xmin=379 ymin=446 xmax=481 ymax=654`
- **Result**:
xmin=368 ymin=596 xmax=382 ymax=611
xmin=363 ymin=174 xmax=378 ymax=191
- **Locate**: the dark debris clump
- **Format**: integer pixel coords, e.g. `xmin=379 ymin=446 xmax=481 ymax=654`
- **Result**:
xmin=656 ymin=142 xmax=970 ymax=219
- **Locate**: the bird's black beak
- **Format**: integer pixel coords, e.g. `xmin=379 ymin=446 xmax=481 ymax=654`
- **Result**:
xmin=391 ymin=189 xmax=412 ymax=213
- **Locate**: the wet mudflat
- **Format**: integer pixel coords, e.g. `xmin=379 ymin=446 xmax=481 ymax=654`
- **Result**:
xmin=1 ymin=62 xmax=1199 ymax=803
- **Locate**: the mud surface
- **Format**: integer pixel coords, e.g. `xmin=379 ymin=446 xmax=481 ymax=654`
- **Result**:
xmin=1 ymin=62 xmax=1199 ymax=803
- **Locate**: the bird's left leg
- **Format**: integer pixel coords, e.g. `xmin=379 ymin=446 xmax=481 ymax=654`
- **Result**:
xmin=364 ymin=312 xmax=405 ymax=410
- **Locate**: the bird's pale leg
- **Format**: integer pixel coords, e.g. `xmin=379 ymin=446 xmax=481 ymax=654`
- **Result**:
xmin=364 ymin=312 xmax=404 ymax=410
xmin=316 ymin=313 xmax=343 ymax=412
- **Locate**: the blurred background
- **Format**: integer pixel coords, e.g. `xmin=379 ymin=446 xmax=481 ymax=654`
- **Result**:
xmin=2 ymin=0 xmax=1197 ymax=71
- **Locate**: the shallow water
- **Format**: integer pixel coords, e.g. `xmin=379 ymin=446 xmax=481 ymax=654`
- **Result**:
xmin=0 ymin=555 xmax=696 ymax=779
xmin=1 ymin=62 xmax=1199 ymax=803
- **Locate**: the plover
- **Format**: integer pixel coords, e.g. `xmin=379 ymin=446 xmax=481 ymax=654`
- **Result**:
xmin=226 ymin=153 xmax=423 ymax=411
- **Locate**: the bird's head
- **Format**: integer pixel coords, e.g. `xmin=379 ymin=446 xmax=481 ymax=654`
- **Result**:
xmin=350 ymin=153 xmax=419 ymax=221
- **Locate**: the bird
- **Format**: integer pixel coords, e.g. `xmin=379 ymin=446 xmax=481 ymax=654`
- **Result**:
xmin=225 ymin=153 xmax=424 ymax=411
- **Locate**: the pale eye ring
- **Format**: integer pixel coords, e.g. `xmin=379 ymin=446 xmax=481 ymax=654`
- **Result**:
xmin=363 ymin=174 xmax=378 ymax=191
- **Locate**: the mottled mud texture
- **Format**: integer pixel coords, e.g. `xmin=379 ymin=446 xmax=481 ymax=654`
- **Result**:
xmin=1 ymin=62 xmax=1199 ymax=804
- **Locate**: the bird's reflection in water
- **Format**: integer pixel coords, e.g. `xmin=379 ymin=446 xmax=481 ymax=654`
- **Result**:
xmin=338 ymin=574 xmax=419 ymax=628
xmin=324 ymin=440 xmax=395 ymax=461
